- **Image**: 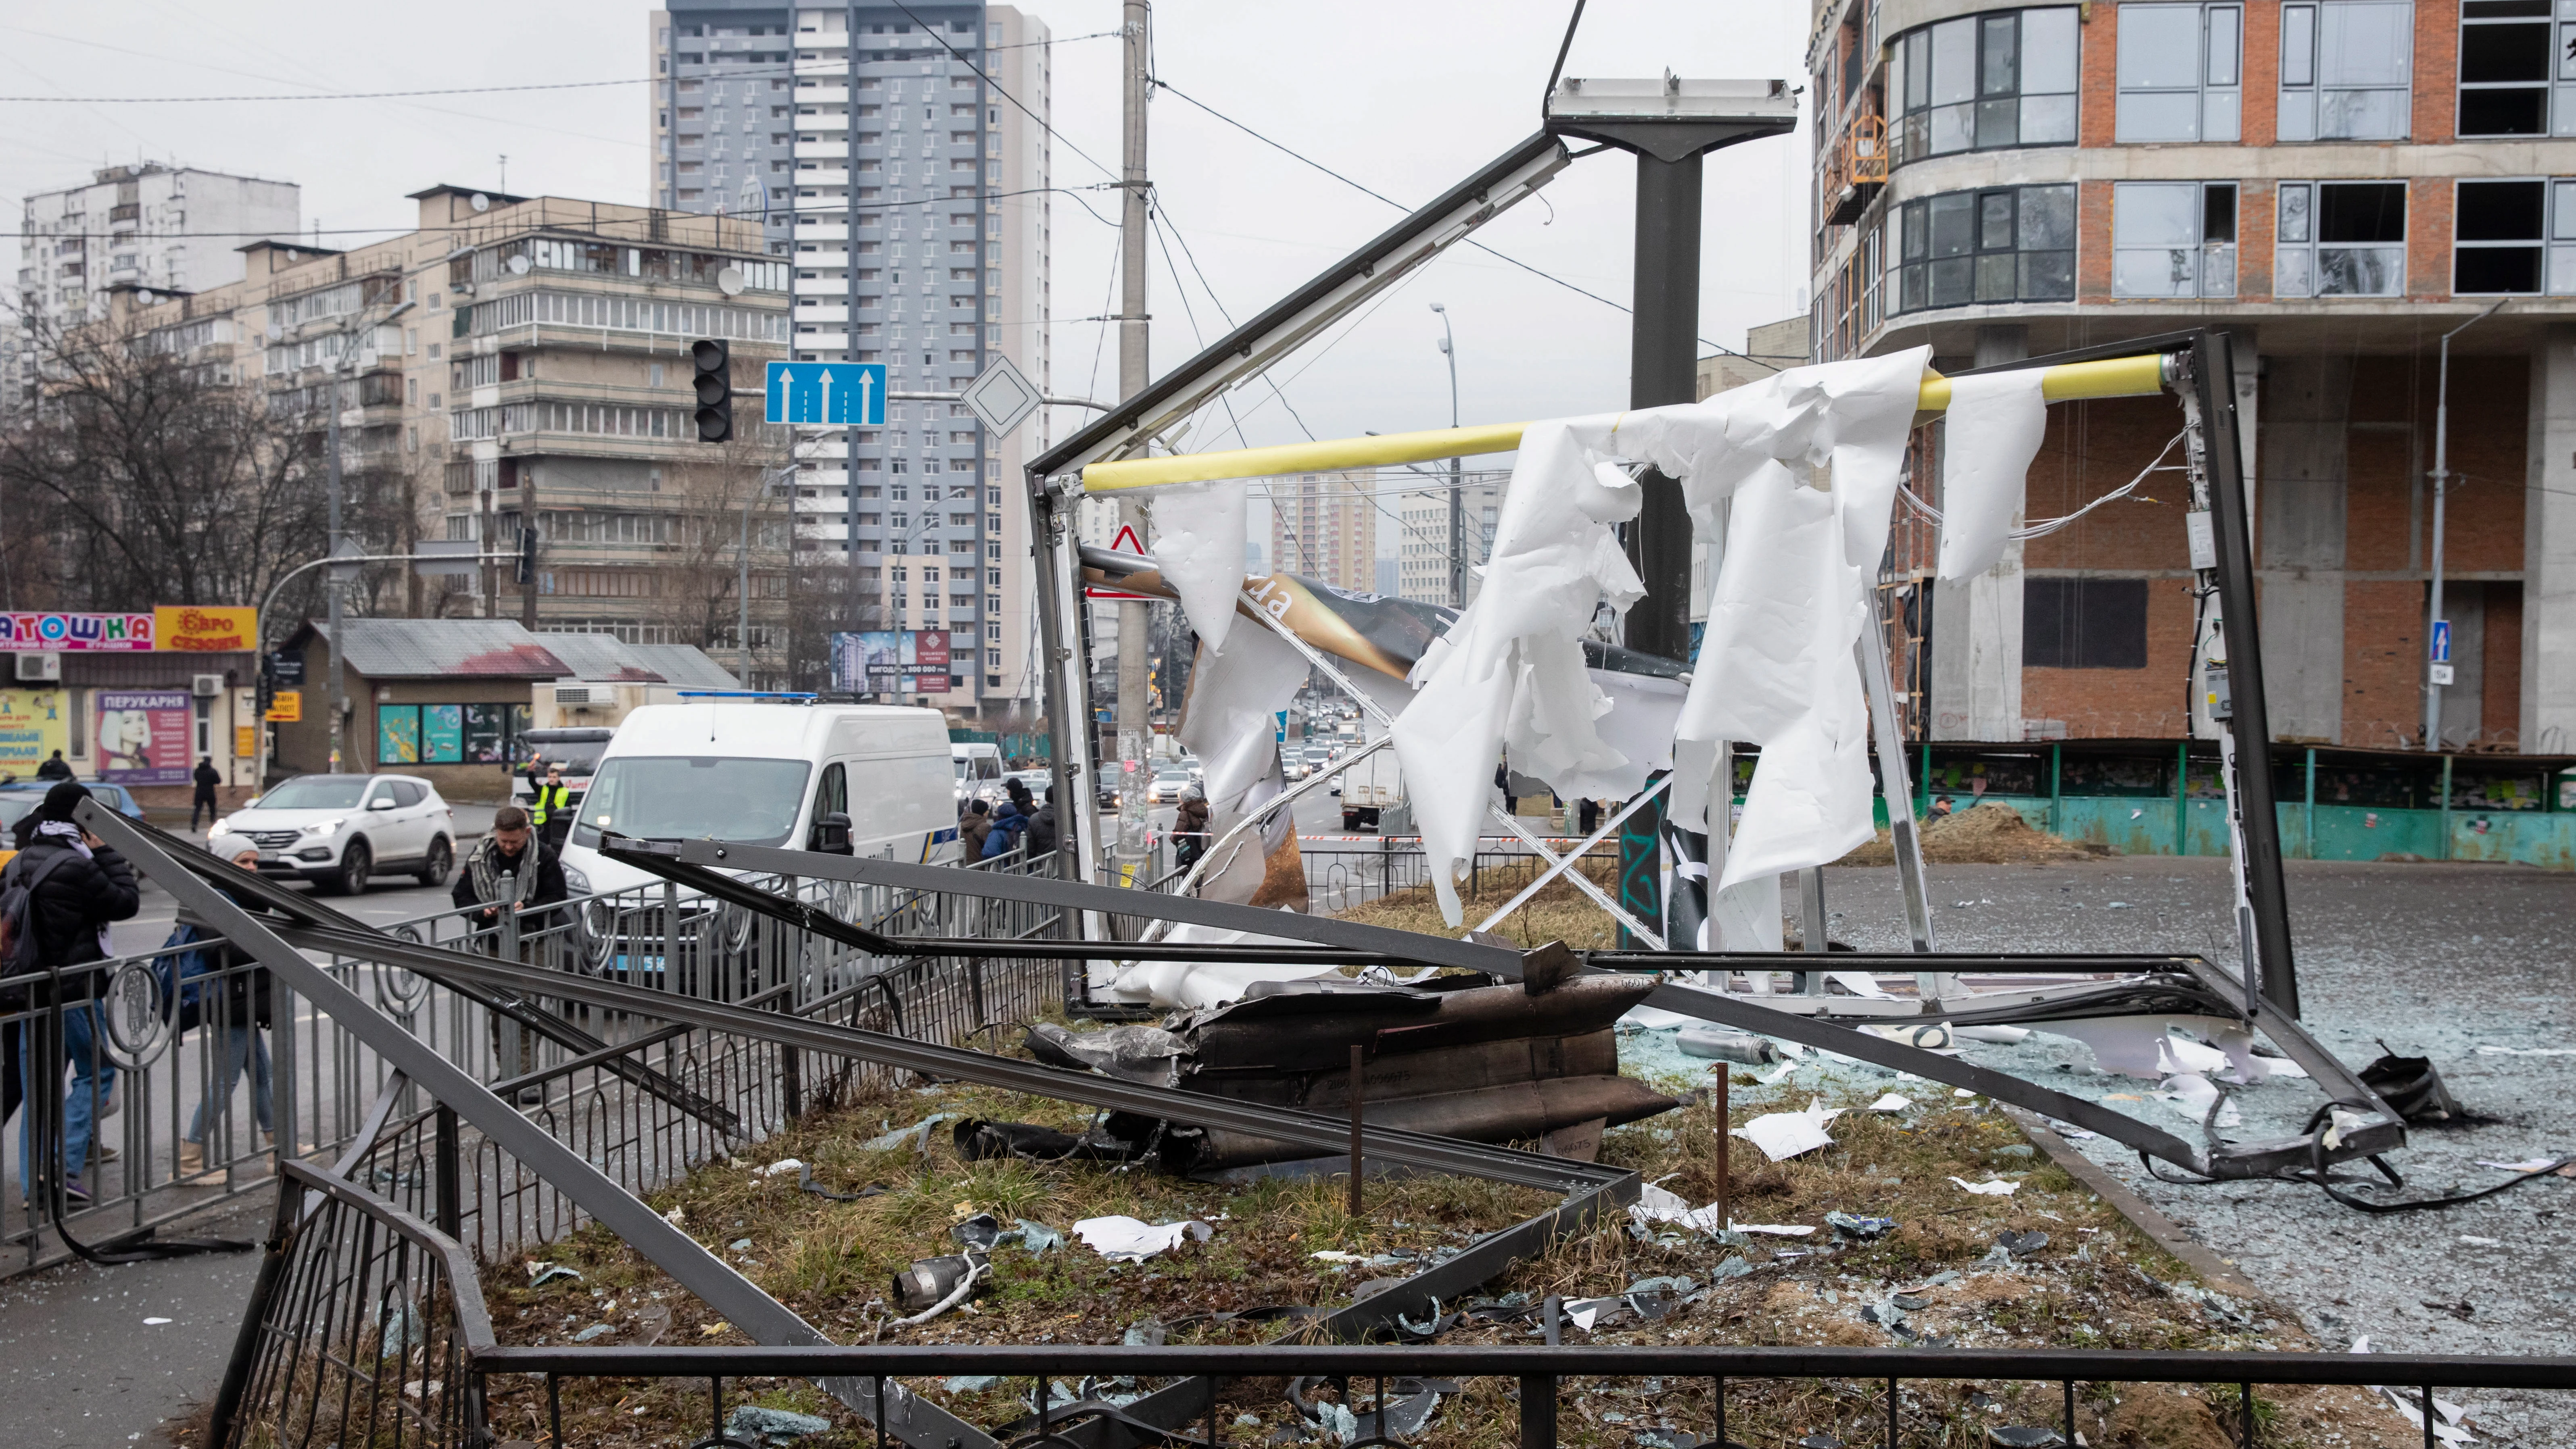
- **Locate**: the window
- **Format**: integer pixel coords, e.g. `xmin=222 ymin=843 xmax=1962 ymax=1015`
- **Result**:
xmin=2276 ymin=181 xmax=2406 ymax=295
xmin=2116 ymin=4 xmax=2242 ymax=141
xmin=1891 ymin=8 xmax=2079 ymax=162
xmin=2113 ymin=182 xmax=2238 ymax=296
xmin=2452 ymin=177 xmax=2576 ymax=292
xmin=1891 ymin=184 xmax=2076 ymax=312
xmin=2279 ymin=1 xmax=2415 ymax=140
xmin=2456 ymin=0 xmax=2575 ymax=136
xmin=2024 ymin=578 xmax=2149 ymax=668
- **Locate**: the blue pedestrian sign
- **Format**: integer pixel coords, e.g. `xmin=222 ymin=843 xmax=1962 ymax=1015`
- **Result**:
xmin=765 ymin=360 xmax=886 ymax=426
xmin=2431 ymin=619 xmax=2451 ymax=664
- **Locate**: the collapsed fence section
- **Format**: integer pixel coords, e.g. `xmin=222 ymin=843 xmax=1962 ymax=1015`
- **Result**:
xmin=4 ymin=850 xmax=1073 ymax=1276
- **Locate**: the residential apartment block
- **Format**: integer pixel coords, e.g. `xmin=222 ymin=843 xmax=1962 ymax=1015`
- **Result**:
xmin=120 ymin=187 xmax=794 ymax=682
xmin=648 ymin=1 xmax=1052 ymax=718
xmin=1266 ymin=471 xmax=1380 ymax=597
xmin=1809 ymin=0 xmax=2576 ymax=751
xmin=1392 ymin=475 xmax=1505 ymax=607
xmin=11 ymin=164 xmax=299 ymax=419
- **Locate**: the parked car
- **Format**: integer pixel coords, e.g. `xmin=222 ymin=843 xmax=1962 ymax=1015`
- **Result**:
xmin=209 ymin=774 xmax=457 ymax=894
xmin=0 ymin=781 xmax=146 ymax=867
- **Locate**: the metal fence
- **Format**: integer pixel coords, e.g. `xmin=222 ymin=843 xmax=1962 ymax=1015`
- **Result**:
xmin=1296 ymin=835 xmax=1620 ymax=915
xmin=2 ymin=846 xmax=1072 ymax=1276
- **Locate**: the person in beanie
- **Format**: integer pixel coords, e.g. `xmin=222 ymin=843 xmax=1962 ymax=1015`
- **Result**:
xmin=190 ymin=756 xmax=223 ymax=830
xmin=6 ymin=781 xmax=141 ymax=1205
xmin=957 ymin=798 xmax=992 ymax=858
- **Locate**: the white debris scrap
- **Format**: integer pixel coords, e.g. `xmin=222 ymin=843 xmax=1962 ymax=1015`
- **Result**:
xmin=1073 ymin=1215 xmax=1213 ymax=1264
xmin=1949 ymin=1176 xmax=2021 ymax=1196
xmin=1731 ymin=1099 xmax=1843 ymax=1162
xmin=1866 ymin=1093 xmax=1915 ymax=1113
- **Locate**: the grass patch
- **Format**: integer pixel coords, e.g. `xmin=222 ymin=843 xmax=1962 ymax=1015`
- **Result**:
xmin=1333 ymin=855 xmax=1626 ymax=950
xmin=472 ymin=1051 xmax=2418 ymax=1449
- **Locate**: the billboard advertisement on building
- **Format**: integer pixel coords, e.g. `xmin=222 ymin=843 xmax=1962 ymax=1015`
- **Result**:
xmin=831 ymin=631 xmax=950 ymax=693
xmin=95 ymin=689 xmax=191 ymax=783
xmin=0 ymin=688 xmax=71 ymax=774
xmin=153 ymin=605 xmax=257 ymax=652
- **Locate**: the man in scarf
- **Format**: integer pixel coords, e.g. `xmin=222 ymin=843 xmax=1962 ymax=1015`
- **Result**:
xmin=450 ymin=806 xmax=568 ymax=1094
xmin=5 ymin=781 xmax=140 ymax=1205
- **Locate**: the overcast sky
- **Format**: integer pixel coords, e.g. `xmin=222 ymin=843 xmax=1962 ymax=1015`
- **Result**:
xmin=3 ymin=0 xmax=1812 ymax=555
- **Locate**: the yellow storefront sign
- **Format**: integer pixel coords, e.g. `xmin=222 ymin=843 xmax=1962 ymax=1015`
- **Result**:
xmin=154 ymin=605 xmax=257 ymax=652
xmin=265 ymin=691 xmax=302 ymax=723
xmin=235 ymin=725 xmax=259 ymax=759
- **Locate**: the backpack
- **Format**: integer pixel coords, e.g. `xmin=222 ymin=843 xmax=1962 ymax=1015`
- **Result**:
xmin=154 ymin=921 xmax=218 ymax=1033
xmin=0 ymin=848 xmax=75 ymax=1013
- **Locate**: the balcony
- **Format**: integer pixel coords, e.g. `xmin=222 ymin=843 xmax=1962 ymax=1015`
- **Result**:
xmin=1823 ymin=115 xmax=1889 ymax=228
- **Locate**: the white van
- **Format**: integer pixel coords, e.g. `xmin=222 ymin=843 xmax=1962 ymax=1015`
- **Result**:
xmin=952 ymin=741 xmax=1004 ymax=806
xmin=557 ymin=698 xmax=959 ymax=900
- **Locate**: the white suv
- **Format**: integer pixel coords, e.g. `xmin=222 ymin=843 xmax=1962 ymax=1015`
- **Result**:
xmin=211 ymin=773 xmax=457 ymax=895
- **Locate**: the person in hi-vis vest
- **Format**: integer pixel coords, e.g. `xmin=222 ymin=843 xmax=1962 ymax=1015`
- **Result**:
xmin=529 ymin=764 xmax=574 ymax=854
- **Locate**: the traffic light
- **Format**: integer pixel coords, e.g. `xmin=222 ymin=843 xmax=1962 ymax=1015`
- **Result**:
xmin=691 ymin=338 xmax=733 ymax=443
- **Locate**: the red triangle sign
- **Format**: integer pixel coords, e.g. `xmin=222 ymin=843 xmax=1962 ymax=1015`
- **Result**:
xmin=1088 ymin=522 xmax=1156 ymax=600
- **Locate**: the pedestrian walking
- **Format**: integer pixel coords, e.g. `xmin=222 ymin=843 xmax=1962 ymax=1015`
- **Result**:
xmin=4 ymin=781 xmax=141 ymax=1206
xmin=957 ymin=798 xmax=992 ymax=858
xmin=167 ymin=847 xmax=272 ymax=1172
xmin=34 ymin=751 xmax=73 ymax=781
xmin=1174 ymin=789 xmax=1211 ymax=871
xmin=1025 ymin=789 xmax=1059 ymax=861
xmin=451 ymin=808 xmax=568 ymax=1093
xmin=980 ymin=800 xmax=1030 ymax=860
xmin=190 ymin=756 xmax=223 ymax=830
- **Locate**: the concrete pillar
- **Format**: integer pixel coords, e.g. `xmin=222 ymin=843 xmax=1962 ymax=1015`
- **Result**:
xmin=2522 ymin=325 xmax=2576 ymax=752
xmin=2440 ymin=583 xmax=2486 ymax=747
xmin=2255 ymin=354 xmax=2352 ymax=743
xmin=1930 ymin=326 xmax=2028 ymax=741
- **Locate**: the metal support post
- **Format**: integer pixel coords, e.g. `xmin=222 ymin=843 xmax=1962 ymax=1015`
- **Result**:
xmin=1112 ymin=0 xmax=1155 ymax=875
xmin=1858 ymin=592 xmax=1937 ymax=954
xmin=434 ymin=1104 xmax=462 ymax=1240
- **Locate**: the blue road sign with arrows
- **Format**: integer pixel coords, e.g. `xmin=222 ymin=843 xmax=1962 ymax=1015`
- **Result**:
xmin=765 ymin=360 xmax=886 ymax=426
xmin=2432 ymin=618 xmax=2451 ymax=664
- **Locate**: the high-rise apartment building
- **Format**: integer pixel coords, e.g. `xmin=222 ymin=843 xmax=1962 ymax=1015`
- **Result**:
xmin=1266 ymin=471 xmax=1380 ymax=597
xmin=1393 ymin=476 xmax=1505 ymax=607
xmin=1808 ymin=0 xmax=2576 ymax=752
xmin=121 ymin=187 xmax=793 ymax=679
xmin=648 ymin=2 xmax=1052 ymax=720
xmin=11 ymin=165 xmax=300 ymax=420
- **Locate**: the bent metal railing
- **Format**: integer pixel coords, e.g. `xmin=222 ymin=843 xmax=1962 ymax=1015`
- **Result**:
xmin=210 ymin=1156 xmax=492 ymax=1449
xmin=3 ymin=844 xmax=1072 ymax=1276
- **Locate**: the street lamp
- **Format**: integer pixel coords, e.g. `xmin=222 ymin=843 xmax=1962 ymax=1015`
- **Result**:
xmin=1430 ymin=303 xmax=1462 ymax=607
xmin=323 ymin=297 xmax=415 ymax=773
xmin=2423 ymin=299 xmax=2508 ymax=750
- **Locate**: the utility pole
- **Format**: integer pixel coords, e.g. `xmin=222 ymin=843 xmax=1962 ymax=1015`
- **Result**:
xmin=1432 ymin=303 xmax=1462 ymax=606
xmin=2423 ymin=300 xmax=2506 ymax=749
xmin=1113 ymin=0 xmax=1154 ymax=869
xmin=1545 ymin=75 xmax=1794 ymax=946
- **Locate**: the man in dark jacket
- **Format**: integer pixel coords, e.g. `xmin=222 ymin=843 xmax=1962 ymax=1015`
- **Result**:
xmin=8 ymin=781 xmax=142 ymax=1205
xmin=34 ymin=751 xmax=73 ymax=781
xmin=1173 ymin=789 xmax=1211 ymax=871
xmin=1025 ymin=789 xmax=1059 ymax=862
xmin=957 ymin=798 xmax=992 ymax=858
xmin=450 ymin=807 xmax=569 ymax=1088
xmin=190 ymin=756 xmax=223 ymax=830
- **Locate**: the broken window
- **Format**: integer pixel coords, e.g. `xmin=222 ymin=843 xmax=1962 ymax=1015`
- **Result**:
xmin=2278 ymin=1 xmax=2415 ymax=140
xmin=2024 ymin=578 xmax=2150 ymax=669
xmin=1890 ymin=7 xmax=2079 ymax=162
xmin=2455 ymin=178 xmax=2547 ymax=292
xmin=2117 ymin=3 xmax=2244 ymax=141
xmin=2275 ymin=181 xmax=2406 ymax=296
xmin=2456 ymin=0 xmax=2561 ymax=136
xmin=1892 ymin=184 xmax=2075 ymax=313
xmin=2112 ymin=181 xmax=2238 ymax=296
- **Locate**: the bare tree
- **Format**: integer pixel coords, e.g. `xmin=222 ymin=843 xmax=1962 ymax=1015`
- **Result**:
xmin=645 ymin=427 xmax=796 ymax=681
xmin=0 ymin=309 xmax=324 ymax=617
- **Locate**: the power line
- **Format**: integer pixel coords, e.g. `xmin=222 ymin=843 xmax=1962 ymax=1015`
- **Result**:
xmin=1149 ymin=77 xmax=1783 ymax=373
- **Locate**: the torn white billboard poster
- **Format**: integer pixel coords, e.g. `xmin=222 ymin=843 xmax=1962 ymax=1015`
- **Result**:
xmin=1142 ymin=477 xmax=1251 ymax=655
xmin=1175 ymin=617 xmax=1310 ymax=908
xmin=1933 ymin=368 xmax=2049 ymax=583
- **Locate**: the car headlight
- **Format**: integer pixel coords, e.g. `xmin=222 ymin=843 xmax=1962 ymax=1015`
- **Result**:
xmin=305 ymin=818 xmax=343 ymax=838
xmin=210 ymin=817 xmax=231 ymax=836
xmin=563 ymin=864 xmax=593 ymax=898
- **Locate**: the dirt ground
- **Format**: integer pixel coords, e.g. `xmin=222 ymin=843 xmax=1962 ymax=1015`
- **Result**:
xmin=1837 ymin=803 xmax=2102 ymax=867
